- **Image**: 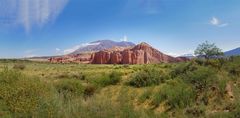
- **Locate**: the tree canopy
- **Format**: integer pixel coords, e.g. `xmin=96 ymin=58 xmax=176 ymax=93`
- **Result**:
xmin=194 ymin=41 xmax=223 ymax=59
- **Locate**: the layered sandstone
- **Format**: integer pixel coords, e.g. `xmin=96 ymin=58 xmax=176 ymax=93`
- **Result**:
xmin=49 ymin=42 xmax=189 ymax=64
xmin=91 ymin=42 xmax=189 ymax=64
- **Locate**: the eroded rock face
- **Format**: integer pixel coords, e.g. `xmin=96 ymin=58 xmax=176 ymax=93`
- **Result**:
xmin=91 ymin=42 xmax=189 ymax=64
xmin=49 ymin=53 xmax=93 ymax=64
xmin=49 ymin=42 xmax=189 ymax=64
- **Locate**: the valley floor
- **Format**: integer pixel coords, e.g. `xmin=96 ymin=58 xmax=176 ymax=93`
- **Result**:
xmin=0 ymin=57 xmax=240 ymax=118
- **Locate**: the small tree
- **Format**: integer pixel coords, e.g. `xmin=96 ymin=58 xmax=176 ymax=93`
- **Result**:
xmin=194 ymin=41 xmax=223 ymax=59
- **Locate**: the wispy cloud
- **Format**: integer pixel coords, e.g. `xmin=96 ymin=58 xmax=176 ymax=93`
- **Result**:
xmin=55 ymin=48 xmax=62 ymax=55
xmin=0 ymin=0 xmax=69 ymax=32
xmin=124 ymin=0 xmax=161 ymax=15
xmin=120 ymin=35 xmax=128 ymax=42
xmin=210 ymin=17 xmax=228 ymax=27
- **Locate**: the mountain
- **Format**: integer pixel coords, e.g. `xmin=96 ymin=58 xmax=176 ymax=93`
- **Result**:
xmin=49 ymin=42 xmax=189 ymax=64
xmin=91 ymin=42 xmax=189 ymax=64
xmin=71 ymin=40 xmax=135 ymax=54
xmin=178 ymin=54 xmax=195 ymax=59
xmin=224 ymin=47 xmax=240 ymax=56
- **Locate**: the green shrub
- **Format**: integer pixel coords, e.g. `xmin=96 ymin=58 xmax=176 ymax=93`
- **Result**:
xmin=55 ymin=79 xmax=84 ymax=97
xmin=0 ymin=68 xmax=57 ymax=117
xmin=13 ymin=63 xmax=26 ymax=70
xmin=94 ymin=71 xmax=122 ymax=87
xmin=170 ymin=62 xmax=198 ymax=78
xmin=204 ymin=59 xmax=226 ymax=70
xmin=84 ymin=85 xmax=96 ymax=98
xmin=138 ymin=88 xmax=153 ymax=103
xmin=152 ymin=79 xmax=195 ymax=109
xmin=194 ymin=59 xmax=205 ymax=66
xmin=129 ymin=67 xmax=167 ymax=87
xmin=228 ymin=65 xmax=240 ymax=77
xmin=182 ymin=67 xmax=217 ymax=91
xmin=217 ymin=76 xmax=228 ymax=97
xmin=185 ymin=105 xmax=206 ymax=117
xmin=71 ymin=72 xmax=86 ymax=80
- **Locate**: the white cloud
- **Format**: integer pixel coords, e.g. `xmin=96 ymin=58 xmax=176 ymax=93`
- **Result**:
xmin=0 ymin=0 xmax=69 ymax=32
xmin=63 ymin=42 xmax=101 ymax=54
xmin=120 ymin=35 xmax=128 ymax=42
xmin=210 ymin=17 xmax=228 ymax=27
xmin=55 ymin=48 xmax=62 ymax=55
xmin=56 ymin=48 xmax=61 ymax=52
xmin=64 ymin=45 xmax=81 ymax=54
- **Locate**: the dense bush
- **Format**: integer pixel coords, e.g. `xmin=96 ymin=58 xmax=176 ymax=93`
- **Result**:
xmin=0 ymin=68 xmax=57 ymax=117
xmin=152 ymin=79 xmax=195 ymax=109
xmin=56 ymin=72 xmax=86 ymax=80
xmin=138 ymin=88 xmax=153 ymax=103
xmin=84 ymin=84 xmax=96 ymax=98
xmin=182 ymin=67 xmax=217 ymax=91
xmin=13 ymin=63 xmax=26 ymax=70
xmin=185 ymin=106 xmax=206 ymax=117
xmin=170 ymin=62 xmax=198 ymax=78
xmin=129 ymin=67 xmax=168 ymax=87
xmin=55 ymin=79 xmax=84 ymax=97
xmin=94 ymin=71 xmax=122 ymax=87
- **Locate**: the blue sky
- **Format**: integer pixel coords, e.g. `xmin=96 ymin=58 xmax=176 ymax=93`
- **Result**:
xmin=0 ymin=0 xmax=239 ymax=58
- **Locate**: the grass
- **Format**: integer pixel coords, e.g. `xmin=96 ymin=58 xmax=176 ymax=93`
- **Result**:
xmin=0 ymin=56 xmax=240 ymax=117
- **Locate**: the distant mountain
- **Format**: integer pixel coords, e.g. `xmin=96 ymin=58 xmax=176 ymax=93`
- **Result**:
xmin=178 ymin=54 xmax=195 ymax=59
xmin=224 ymin=47 xmax=240 ymax=56
xmin=71 ymin=40 xmax=135 ymax=54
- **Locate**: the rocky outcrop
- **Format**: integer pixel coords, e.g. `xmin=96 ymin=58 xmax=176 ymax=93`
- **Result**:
xmin=91 ymin=42 xmax=189 ymax=64
xmin=49 ymin=53 xmax=93 ymax=64
xmin=49 ymin=42 xmax=189 ymax=64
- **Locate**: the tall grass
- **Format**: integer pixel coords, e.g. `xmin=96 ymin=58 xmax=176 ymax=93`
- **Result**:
xmin=0 ymin=67 xmax=57 ymax=117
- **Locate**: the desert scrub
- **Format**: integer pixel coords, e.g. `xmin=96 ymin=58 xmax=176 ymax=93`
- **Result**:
xmin=94 ymin=71 xmax=122 ymax=87
xmin=13 ymin=63 xmax=26 ymax=70
xmin=152 ymin=79 xmax=195 ymax=109
xmin=83 ymin=84 xmax=96 ymax=98
xmin=54 ymin=79 xmax=84 ymax=97
xmin=138 ymin=88 xmax=153 ymax=103
xmin=170 ymin=62 xmax=198 ymax=78
xmin=128 ymin=67 xmax=168 ymax=87
xmin=182 ymin=66 xmax=217 ymax=91
xmin=0 ymin=68 xmax=57 ymax=117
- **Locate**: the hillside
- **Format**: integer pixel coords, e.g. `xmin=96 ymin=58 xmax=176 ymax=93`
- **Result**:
xmin=225 ymin=47 xmax=240 ymax=56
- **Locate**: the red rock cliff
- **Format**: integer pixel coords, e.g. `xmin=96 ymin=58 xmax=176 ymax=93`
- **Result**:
xmin=91 ymin=42 xmax=189 ymax=64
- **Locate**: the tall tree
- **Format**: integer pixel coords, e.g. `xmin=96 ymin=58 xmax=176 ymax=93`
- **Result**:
xmin=194 ymin=41 xmax=223 ymax=59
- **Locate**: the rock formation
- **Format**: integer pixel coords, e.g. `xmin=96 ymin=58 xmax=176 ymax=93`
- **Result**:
xmin=49 ymin=42 xmax=189 ymax=64
xmin=91 ymin=42 xmax=189 ymax=64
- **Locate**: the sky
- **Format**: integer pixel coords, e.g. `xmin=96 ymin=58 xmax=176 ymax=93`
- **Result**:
xmin=0 ymin=0 xmax=239 ymax=58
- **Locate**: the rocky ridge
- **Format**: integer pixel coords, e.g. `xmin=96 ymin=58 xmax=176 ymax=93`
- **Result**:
xmin=49 ymin=42 xmax=189 ymax=64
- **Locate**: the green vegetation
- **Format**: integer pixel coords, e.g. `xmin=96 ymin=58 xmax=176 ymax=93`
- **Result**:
xmin=0 ymin=56 xmax=240 ymax=117
xmin=152 ymin=79 xmax=195 ymax=109
xmin=93 ymin=71 xmax=122 ymax=87
xmin=194 ymin=41 xmax=223 ymax=59
xmin=129 ymin=66 xmax=168 ymax=87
